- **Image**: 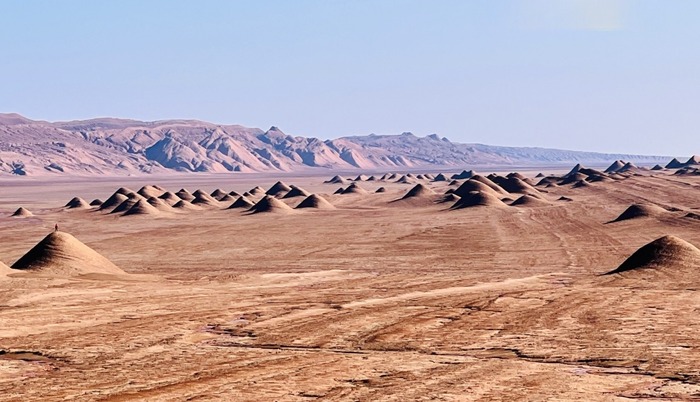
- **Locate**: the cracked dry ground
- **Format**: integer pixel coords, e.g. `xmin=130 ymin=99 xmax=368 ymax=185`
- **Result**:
xmin=0 ymin=173 xmax=700 ymax=401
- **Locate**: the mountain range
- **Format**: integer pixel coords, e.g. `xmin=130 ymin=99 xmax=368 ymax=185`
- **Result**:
xmin=0 ymin=113 xmax=671 ymax=176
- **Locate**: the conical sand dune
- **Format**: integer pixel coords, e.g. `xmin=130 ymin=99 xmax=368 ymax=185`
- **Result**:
xmin=605 ymin=160 xmax=625 ymax=174
xmin=228 ymin=190 xmax=241 ymax=197
xmin=137 ymin=185 xmax=165 ymax=199
xmin=296 ymin=194 xmax=335 ymax=210
xmin=89 ymin=199 xmax=103 ymax=206
xmin=158 ymin=191 xmax=181 ymax=206
xmin=147 ymin=196 xmax=173 ymax=211
xmin=386 ymin=173 xmax=398 ymax=180
xmin=341 ymin=183 xmax=369 ymax=195
xmin=651 ymin=164 xmax=664 ymax=171
xmin=366 ymin=175 xmax=376 ymax=181
xmin=123 ymin=199 xmax=160 ymax=216
xmin=325 ymin=175 xmax=347 ymax=184
xmin=506 ymin=172 xmax=527 ymax=180
xmin=248 ymin=195 xmax=294 ymax=214
xmin=175 ymin=189 xmax=195 ymax=202
xmin=611 ymin=203 xmax=668 ymax=222
xmin=191 ymin=190 xmax=221 ymax=207
xmin=99 ymin=192 xmax=129 ymax=212
xmin=606 ymin=235 xmax=700 ymax=275
xmin=451 ymin=170 xmax=475 ymax=180
xmin=665 ymin=158 xmax=684 ymax=169
xmin=11 ymin=207 xmax=33 ymax=217
xmin=450 ymin=191 xmax=507 ymax=209
xmin=228 ymin=196 xmax=255 ymax=209
xmin=432 ymin=173 xmax=448 ymax=182
xmin=565 ymin=164 xmax=584 ymax=177
xmin=110 ymin=196 xmax=140 ymax=214
xmin=218 ymin=194 xmax=235 ymax=203
xmin=423 ymin=174 xmax=434 ymax=180
xmin=401 ymin=183 xmax=436 ymax=199
xmin=210 ymin=189 xmax=228 ymax=200
xmin=283 ymin=185 xmax=311 ymax=198
xmin=333 ymin=187 xmax=345 ymax=194
xmin=685 ymin=155 xmax=700 ymax=166
xmin=172 ymin=200 xmax=201 ymax=210
xmin=115 ymin=187 xmax=136 ymax=196
xmin=11 ymin=231 xmax=125 ymax=276
xmin=415 ymin=174 xmax=425 ymax=180
xmin=266 ymin=181 xmax=292 ymax=196
xmin=395 ymin=175 xmax=414 ymax=184
xmin=535 ymin=173 xmax=545 ymax=178
xmin=65 ymin=197 xmax=90 ymax=209
xmin=378 ymin=173 xmax=389 ymax=181
xmin=510 ymin=194 xmax=551 ymax=207
xmin=560 ymin=173 xmax=588 ymax=185
xmin=375 ymin=187 xmax=386 ymax=193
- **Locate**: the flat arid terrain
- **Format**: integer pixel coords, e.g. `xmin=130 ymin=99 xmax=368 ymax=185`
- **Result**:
xmin=1 ymin=161 xmax=700 ymax=401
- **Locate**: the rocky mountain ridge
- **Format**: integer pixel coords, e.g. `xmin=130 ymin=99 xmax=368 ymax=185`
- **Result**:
xmin=0 ymin=113 xmax=672 ymax=176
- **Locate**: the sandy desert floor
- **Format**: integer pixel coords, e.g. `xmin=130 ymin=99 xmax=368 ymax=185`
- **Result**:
xmin=0 ymin=168 xmax=699 ymax=401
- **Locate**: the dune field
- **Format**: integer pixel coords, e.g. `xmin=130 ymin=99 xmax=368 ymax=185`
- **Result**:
xmin=0 ymin=160 xmax=699 ymax=401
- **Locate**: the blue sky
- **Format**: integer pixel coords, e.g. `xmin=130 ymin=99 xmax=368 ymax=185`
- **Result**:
xmin=0 ymin=1 xmax=698 ymax=155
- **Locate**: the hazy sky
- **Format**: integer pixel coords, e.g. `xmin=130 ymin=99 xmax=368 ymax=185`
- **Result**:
xmin=1 ymin=1 xmax=698 ymax=155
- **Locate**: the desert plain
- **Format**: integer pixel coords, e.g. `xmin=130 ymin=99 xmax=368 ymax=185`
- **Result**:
xmin=1 ymin=163 xmax=700 ymax=401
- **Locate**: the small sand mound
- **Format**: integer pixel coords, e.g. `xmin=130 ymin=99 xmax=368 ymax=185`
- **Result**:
xmin=12 ymin=207 xmax=33 ymax=217
xmin=228 ymin=196 xmax=255 ymax=209
xmin=561 ymin=173 xmax=589 ymax=185
xmin=11 ymin=231 xmax=125 ymax=276
xmin=123 ymin=199 xmax=160 ymax=216
xmin=492 ymin=176 xmax=539 ymax=194
xmin=573 ymin=180 xmax=591 ymax=188
xmin=172 ymin=200 xmax=201 ymax=210
xmin=89 ymin=199 xmax=103 ymax=206
xmin=248 ymin=186 xmax=265 ymax=196
xmin=158 ymin=192 xmax=181 ymax=206
xmin=283 ymin=185 xmax=311 ymax=198
xmin=354 ymin=174 xmax=368 ymax=181
xmin=448 ymin=180 xmax=460 ymax=186
xmin=137 ymin=185 xmax=165 ymax=198
xmin=0 ymin=261 xmax=13 ymax=276
xmin=325 ymin=175 xmax=347 ymax=184
xmin=535 ymin=173 xmax=545 ymax=178
xmin=175 ymin=189 xmax=195 ymax=202
xmin=296 ymin=194 xmax=335 ymax=210
xmin=606 ymin=235 xmax=700 ymax=275
xmin=651 ymin=164 xmax=664 ymax=171
xmin=401 ymin=183 xmax=436 ymax=199
xmin=470 ymin=175 xmax=508 ymax=194
xmin=511 ymin=194 xmax=550 ymax=207
xmin=612 ymin=203 xmax=668 ymax=222
xmin=210 ymin=189 xmax=228 ymax=200
xmin=99 ymin=193 xmax=129 ymax=212
xmin=375 ymin=187 xmax=386 ymax=193
xmin=333 ymin=187 xmax=345 ymax=194
xmin=450 ymin=191 xmax=507 ymax=209
xmin=248 ymin=195 xmax=294 ymax=214
xmin=558 ymin=196 xmax=573 ymax=202
xmin=453 ymin=180 xmax=501 ymax=198
xmin=266 ymin=181 xmax=292 ymax=196
xmin=65 ymin=197 xmax=90 ymax=209
xmin=146 ymin=197 xmax=172 ymax=211
xmin=341 ymin=183 xmax=369 ymax=195
xmin=437 ymin=193 xmax=461 ymax=203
